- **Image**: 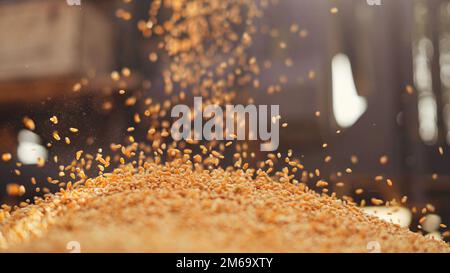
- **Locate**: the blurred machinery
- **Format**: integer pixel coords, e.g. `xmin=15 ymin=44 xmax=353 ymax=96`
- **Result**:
xmin=247 ymin=0 xmax=450 ymax=230
xmin=0 ymin=0 xmax=140 ymax=203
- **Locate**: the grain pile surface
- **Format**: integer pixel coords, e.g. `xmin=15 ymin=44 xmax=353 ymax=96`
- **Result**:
xmin=0 ymin=161 xmax=448 ymax=253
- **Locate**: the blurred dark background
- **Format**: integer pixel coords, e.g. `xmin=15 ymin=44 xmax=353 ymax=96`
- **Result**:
xmin=0 ymin=0 xmax=449 ymax=238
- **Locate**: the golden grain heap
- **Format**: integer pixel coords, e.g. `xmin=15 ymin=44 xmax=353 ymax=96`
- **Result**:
xmin=0 ymin=0 xmax=449 ymax=252
xmin=0 ymin=160 xmax=448 ymax=253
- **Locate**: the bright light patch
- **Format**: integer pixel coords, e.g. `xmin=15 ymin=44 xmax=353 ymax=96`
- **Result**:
xmin=414 ymin=38 xmax=438 ymax=144
xmin=362 ymin=206 xmax=412 ymax=228
xmin=418 ymin=96 xmax=438 ymax=143
xmin=17 ymin=129 xmax=48 ymax=165
xmin=332 ymin=53 xmax=368 ymax=128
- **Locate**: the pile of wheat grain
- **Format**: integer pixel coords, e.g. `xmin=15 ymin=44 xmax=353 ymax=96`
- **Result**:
xmin=0 ymin=160 xmax=448 ymax=253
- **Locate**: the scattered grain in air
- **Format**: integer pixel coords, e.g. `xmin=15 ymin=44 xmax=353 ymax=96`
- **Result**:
xmin=406 ymin=85 xmax=414 ymax=95
xmin=290 ymin=23 xmax=299 ymax=33
xmin=345 ymin=168 xmax=352 ymax=174
xmin=387 ymin=179 xmax=393 ymax=187
xmin=299 ymin=29 xmax=308 ymax=38
xmin=308 ymin=70 xmax=316 ymax=80
xmin=72 ymin=82 xmax=82 ymax=92
xmin=211 ymin=151 xmax=224 ymax=159
xmin=121 ymin=67 xmax=131 ymax=77
xmin=432 ymin=173 xmax=439 ymax=180
xmin=52 ymin=131 xmax=61 ymax=141
xmin=315 ymin=111 xmax=321 ymax=117
xmin=49 ymin=116 xmax=58 ymax=125
xmin=282 ymin=123 xmax=288 ymax=128
xmin=116 ymin=8 xmax=132 ymax=20
xmin=375 ymin=175 xmax=384 ymax=182
xmin=438 ymin=146 xmax=444 ymax=156
xmin=371 ymin=198 xmax=384 ymax=206
xmin=324 ymin=156 xmax=332 ymax=163
xmin=316 ymin=180 xmax=328 ymax=188
xmin=419 ymin=216 xmax=427 ymax=225
xmin=360 ymin=200 xmax=366 ymax=207
xmin=70 ymin=128 xmax=79 ymax=133
xmin=125 ymin=96 xmax=137 ymax=106
xmin=76 ymin=150 xmax=83 ymax=161
xmin=134 ymin=114 xmax=141 ymax=123
xmin=401 ymin=196 xmax=408 ymax=204
xmin=355 ymin=188 xmax=364 ymax=195
xmin=2 ymin=153 xmax=12 ymax=162
xmin=149 ymin=52 xmax=158 ymax=62
xmin=119 ymin=89 xmax=126 ymax=95
xmin=351 ymin=155 xmax=359 ymax=164
xmin=379 ymin=155 xmax=388 ymax=165
xmin=65 ymin=137 xmax=71 ymax=145
xmin=322 ymin=143 xmax=328 ymax=148
xmin=111 ymin=71 xmax=120 ymax=81
xmin=330 ymin=7 xmax=338 ymax=14
xmin=22 ymin=116 xmax=35 ymax=131
xmin=37 ymin=157 xmax=45 ymax=168
xmin=6 ymin=183 xmax=25 ymax=197
xmin=315 ymin=169 xmax=320 ymax=176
